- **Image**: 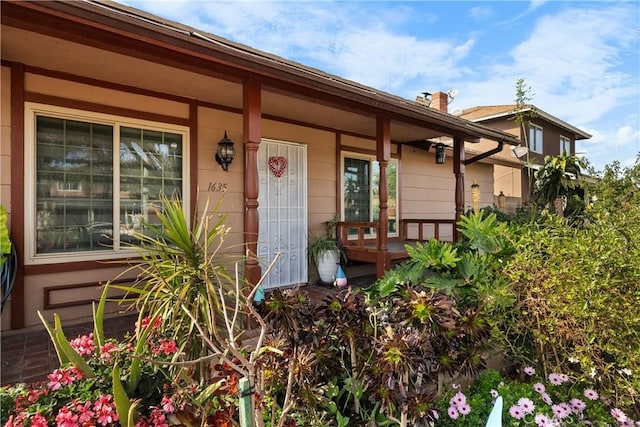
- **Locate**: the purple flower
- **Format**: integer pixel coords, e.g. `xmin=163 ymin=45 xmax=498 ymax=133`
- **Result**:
xmin=570 ymin=398 xmax=586 ymax=413
xmin=524 ymin=366 xmax=536 ymax=376
xmin=448 ymin=406 xmax=459 ymax=420
xmin=548 ymin=373 xmax=565 ymax=385
xmin=552 ymin=403 xmax=569 ymax=419
xmin=450 ymin=391 xmax=466 ymax=407
xmin=583 ymin=388 xmax=599 ymax=400
xmin=490 ymin=389 xmax=499 ymax=398
xmin=611 ymin=408 xmax=628 ymax=423
xmin=459 ymin=404 xmax=471 ymax=415
xmin=518 ymin=397 xmax=535 ymax=414
xmin=509 ymin=405 xmax=525 ymax=420
xmin=535 ymin=413 xmax=551 ymax=426
xmin=533 ymin=382 xmax=546 ymax=394
xmin=541 ymin=392 xmax=553 ymax=405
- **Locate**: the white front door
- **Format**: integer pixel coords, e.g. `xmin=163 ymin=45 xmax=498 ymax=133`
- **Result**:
xmin=257 ymin=139 xmax=307 ymax=289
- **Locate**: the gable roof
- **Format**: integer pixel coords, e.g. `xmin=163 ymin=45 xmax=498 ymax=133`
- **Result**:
xmin=458 ymin=105 xmax=592 ymax=140
xmin=1 ymin=0 xmax=520 ymax=147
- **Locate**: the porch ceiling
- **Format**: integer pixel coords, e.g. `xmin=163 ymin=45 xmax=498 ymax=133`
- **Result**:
xmin=1 ymin=0 xmax=519 ymax=146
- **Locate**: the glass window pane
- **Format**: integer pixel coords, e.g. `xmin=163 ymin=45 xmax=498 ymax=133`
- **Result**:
xmin=36 ymin=116 xmax=114 ymax=254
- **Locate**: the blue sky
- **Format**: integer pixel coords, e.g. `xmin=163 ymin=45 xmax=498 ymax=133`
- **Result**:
xmin=121 ymin=0 xmax=640 ymax=172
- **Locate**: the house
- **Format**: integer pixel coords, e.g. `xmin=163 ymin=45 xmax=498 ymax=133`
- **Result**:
xmin=458 ymin=105 xmax=592 ymax=210
xmin=0 ymin=0 xmax=519 ymax=330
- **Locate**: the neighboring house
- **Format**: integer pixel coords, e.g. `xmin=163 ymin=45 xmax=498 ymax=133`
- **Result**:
xmin=458 ymin=105 xmax=592 ymax=209
xmin=0 ymin=0 xmax=518 ymax=330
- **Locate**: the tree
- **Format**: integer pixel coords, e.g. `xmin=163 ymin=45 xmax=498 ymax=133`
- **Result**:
xmin=512 ymin=79 xmax=537 ymax=200
xmin=533 ymin=152 xmax=586 ymax=214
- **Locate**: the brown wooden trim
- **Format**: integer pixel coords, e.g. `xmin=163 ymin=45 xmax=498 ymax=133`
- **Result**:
xmin=454 ymin=136 xmax=465 ymax=238
xmin=376 ymin=116 xmax=391 ymax=278
xmin=43 ymin=278 xmax=132 ymax=310
xmin=243 ymin=79 xmax=261 ymax=286
xmin=335 ymin=132 xmax=342 ymax=218
xmin=189 ymin=101 xmax=198 ymax=218
xmin=23 ymin=259 xmax=133 ymax=276
xmin=10 ymin=62 xmax=25 ymax=329
xmin=24 ymin=92 xmax=190 ymax=127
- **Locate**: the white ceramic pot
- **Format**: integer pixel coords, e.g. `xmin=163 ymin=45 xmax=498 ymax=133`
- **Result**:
xmin=316 ymin=251 xmax=339 ymax=283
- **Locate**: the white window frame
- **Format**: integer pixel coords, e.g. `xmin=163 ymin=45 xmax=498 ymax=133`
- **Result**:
xmin=24 ymin=102 xmax=190 ymax=265
xmin=560 ymin=135 xmax=571 ymax=155
xmin=340 ymin=151 xmax=399 ymax=238
xmin=529 ymin=124 xmax=543 ymax=154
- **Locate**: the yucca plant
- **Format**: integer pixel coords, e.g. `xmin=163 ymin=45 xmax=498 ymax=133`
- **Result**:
xmin=111 ymin=194 xmax=241 ymax=376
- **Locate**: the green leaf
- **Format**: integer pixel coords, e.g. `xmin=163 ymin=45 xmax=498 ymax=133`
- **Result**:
xmin=0 ymin=205 xmax=10 ymax=267
xmin=53 ymin=314 xmax=95 ymax=378
xmin=92 ymin=285 xmax=110 ymax=352
xmin=38 ymin=311 xmax=69 ymax=365
xmin=194 ymin=380 xmax=225 ymax=406
xmin=112 ymin=364 xmax=131 ymax=427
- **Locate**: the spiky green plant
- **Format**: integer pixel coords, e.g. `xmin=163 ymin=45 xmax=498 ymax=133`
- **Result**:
xmin=111 ymin=194 xmax=241 ymax=374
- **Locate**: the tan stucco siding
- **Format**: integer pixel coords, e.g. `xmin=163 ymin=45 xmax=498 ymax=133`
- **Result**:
xmin=466 ymin=163 xmax=497 ymax=210
xmin=494 ymin=164 xmax=523 ymax=198
xmin=262 ymin=120 xmax=336 ymax=235
xmin=25 ymin=74 xmax=189 ymax=119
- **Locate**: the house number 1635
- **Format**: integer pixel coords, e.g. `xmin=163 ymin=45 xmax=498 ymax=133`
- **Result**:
xmin=207 ymin=182 xmax=228 ymax=192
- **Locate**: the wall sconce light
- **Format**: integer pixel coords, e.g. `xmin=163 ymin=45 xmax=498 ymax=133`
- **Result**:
xmin=215 ymin=131 xmax=235 ymax=172
xmin=435 ymin=143 xmax=446 ymax=164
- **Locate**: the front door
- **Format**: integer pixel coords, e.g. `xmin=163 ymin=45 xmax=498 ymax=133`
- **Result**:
xmin=257 ymin=139 xmax=307 ymax=290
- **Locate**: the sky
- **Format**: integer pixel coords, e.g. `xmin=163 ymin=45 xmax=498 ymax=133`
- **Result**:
xmin=121 ymin=0 xmax=640 ymax=172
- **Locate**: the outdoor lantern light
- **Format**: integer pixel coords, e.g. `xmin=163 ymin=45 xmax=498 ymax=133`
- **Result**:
xmin=435 ymin=143 xmax=446 ymax=164
xmin=215 ymin=131 xmax=235 ymax=172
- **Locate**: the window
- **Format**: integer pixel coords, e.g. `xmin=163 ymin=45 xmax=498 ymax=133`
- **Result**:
xmin=342 ymin=152 xmax=398 ymax=237
xmin=529 ymin=124 xmax=543 ymax=154
xmin=560 ymin=136 xmax=571 ymax=155
xmin=25 ymin=103 xmax=189 ymax=264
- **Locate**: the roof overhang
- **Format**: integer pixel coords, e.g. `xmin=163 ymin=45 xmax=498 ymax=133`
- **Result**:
xmin=1 ymin=0 xmax=520 ymax=147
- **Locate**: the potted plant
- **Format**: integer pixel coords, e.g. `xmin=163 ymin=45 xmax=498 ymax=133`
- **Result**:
xmin=308 ymin=233 xmax=342 ymax=284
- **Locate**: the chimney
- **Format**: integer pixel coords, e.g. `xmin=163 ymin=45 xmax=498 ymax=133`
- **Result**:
xmin=431 ymin=91 xmax=449 ymax=113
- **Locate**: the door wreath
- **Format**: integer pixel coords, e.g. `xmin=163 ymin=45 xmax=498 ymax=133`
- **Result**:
xmin=268 ymin=156 xmax=287 ymax=178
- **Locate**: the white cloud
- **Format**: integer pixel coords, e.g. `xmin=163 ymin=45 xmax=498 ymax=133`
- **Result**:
xmin=469 ymin=6 xmax=494 ymax=22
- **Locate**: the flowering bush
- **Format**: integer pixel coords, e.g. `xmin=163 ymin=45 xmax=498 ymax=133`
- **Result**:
xmin=437 ymin=368 xmax=640 ymax=426
xmin=0 ymin=314 xmax=236 ymax=427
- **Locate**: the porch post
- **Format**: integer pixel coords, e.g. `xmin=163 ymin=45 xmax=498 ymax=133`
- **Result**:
xmin=376 ymin=116 xmax=391 ymax=278
xmin=243 ymin=79 xmax=262 ymax=286
xmin=453 ymin=136 xmax=465 ymax=240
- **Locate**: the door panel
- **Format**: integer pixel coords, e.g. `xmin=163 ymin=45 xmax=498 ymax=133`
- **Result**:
xmin=258 ymin=140 xmax=307 ymax=289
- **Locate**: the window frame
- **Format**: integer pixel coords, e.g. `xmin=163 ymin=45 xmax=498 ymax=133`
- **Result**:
xmin=340 ymin=151 xmax=399 ymax=239
xmin=560 ymin=135 xmax=571 ymax=155
xmin=24 ymin=102 xmax=190 ymax=265
xmin=529 ymin=123 xmax=544 ymax=154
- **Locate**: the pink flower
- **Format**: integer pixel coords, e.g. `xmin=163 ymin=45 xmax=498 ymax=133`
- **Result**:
xmin=490 ymin=389 xmax=499 ymax=398
xmin=56 ymin=406 xmax=79 ymax=427
xmin=448 ymin=406 xmax=459 ymax=420
xmin=518 ymin=397 xmax=535 ymax=414
xmin=100 ymin=342 xmax=119 ymax=360
xmin=70 ymin=333 xmax=95 ymax=356
xmin=541 ymin=392 xmax=553 ymax=405
xmin=611 ymin=408 xmax=628 ymax=423
xmin=161 ymin=395 xmax=175 ymax=413
xmin=148 ymin=407 xmax=169 ymax=427
xmin=524 ymin=366 xmax=536 ymax=376
xmin=584 ymin=388 xmax=599 ymax=400
xmin=75 ymin=400 xmax=95 ymax=423
xmin=459 ymin=403 xmax=471 ymax=415
xmin=535 ymin=413 xmax=551 ymax=426
xmin=138 ymin=316 xmax=162 ymax=330
xmin=509 ymin=405 xmax=525 ymax=420
xmin=30 ymin=413 xmax=48 ymax=427
xmin=570 ymin=398 xmax=586 ymax=413
xmin=94 ymin=394 xmax=119 ymax=426
xmin=533 ymin=382 xmax=546 ymax=394
xmin=450 ymin=391 xmax=466 ymax=407
xmin=548 ymin=373 xmax=565 ymax=385
xmin=46 ymin=368 xmax=77 ymax=391
xmin=552 ymin=403 xmax=569 ymax=419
